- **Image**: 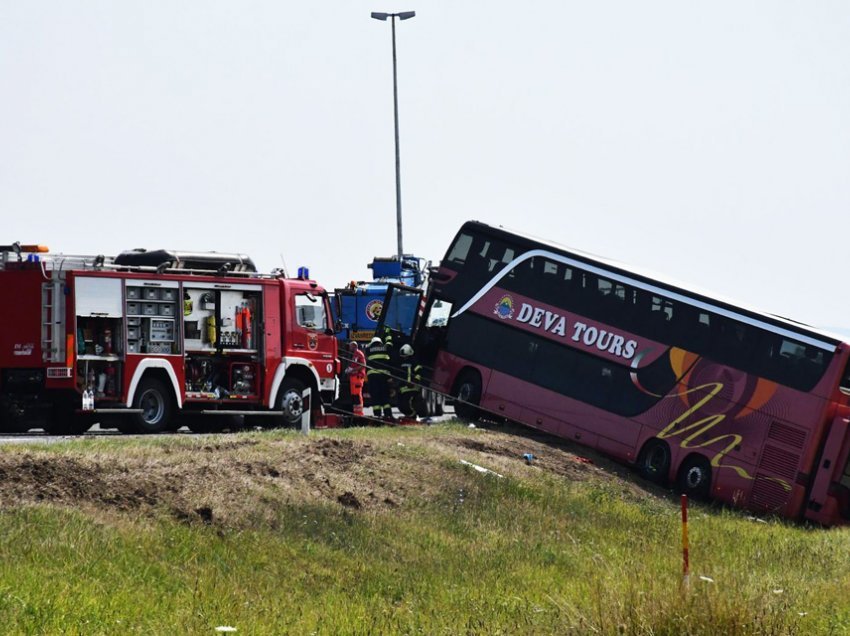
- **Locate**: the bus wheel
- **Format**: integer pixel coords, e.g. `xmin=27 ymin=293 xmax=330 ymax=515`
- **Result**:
xmin=676 ymin=456 xmax=712 ymax=499
xmin=277 ymin=378 xmax=307 ymax=427
xmin=130 ymin=378 xmax=173 ymax=434
xmin=453 ymin=371 xmax=481 ymax=421
xmin=637 ymin=439 xmax=671 ymax=484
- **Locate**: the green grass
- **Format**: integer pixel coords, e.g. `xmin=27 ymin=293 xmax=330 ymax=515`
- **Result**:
xmin=1 ymin=425 xmax=849 ymax=634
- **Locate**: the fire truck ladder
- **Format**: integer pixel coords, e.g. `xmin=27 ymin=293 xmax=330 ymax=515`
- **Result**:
xmin=41 ymin=278 xmax=67 ymax=367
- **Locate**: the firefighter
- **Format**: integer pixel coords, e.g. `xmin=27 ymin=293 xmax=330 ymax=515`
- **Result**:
xmin=366 ymin=335 xmax=394 ymax=420
xmin=397 ymin=344 xmax=425 ymax=419
xmin=345 ymin=340 xmax=366 ymax=416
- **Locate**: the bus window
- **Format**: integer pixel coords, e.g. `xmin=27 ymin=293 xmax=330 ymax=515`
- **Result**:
xmin=446 ymin=233 xmax=473 ymax=265
xmin=446 ymin=313 xmax=534 ymax=379
xmin=670 ymin=304 xmax=711 ymax=353
xmin=493 ymin=247 xmax=516 ymax=274
xmin=538 ymin=259 xmax=563 ymax=305
xmin=794 ymin=343 xmax=827 ymax=389
xmin=425 ymin=299 xmax=453 ymax=328
xmin=543 ymin=260 xmax=560 ymax=277
xmin=510 ymin=257 xmax=539 ymax=293
xmin=632 ymin=292 xmax=673 ymax=340
xmin=714 ymin=318 xmax=757 ymax=370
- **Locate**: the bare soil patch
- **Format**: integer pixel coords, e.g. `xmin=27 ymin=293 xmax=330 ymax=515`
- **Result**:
xmin=0 ymin=424 xmax=659 ymax=527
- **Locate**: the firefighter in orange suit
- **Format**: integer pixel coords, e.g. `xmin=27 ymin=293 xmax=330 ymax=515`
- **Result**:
xmin=345 ymin=340 xmax=366 ymax=416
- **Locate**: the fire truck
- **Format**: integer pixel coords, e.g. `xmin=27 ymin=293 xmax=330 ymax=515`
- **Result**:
xmin=0 ymin=243 xmax=339 ymax=434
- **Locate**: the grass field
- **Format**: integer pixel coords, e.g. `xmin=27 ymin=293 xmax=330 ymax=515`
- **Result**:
xmin=0 ymin=423 xmax=848 ymax=634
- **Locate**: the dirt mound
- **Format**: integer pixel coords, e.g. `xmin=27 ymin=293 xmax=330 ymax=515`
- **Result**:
xmin=0 ymin=425 xmax=657 ymax=527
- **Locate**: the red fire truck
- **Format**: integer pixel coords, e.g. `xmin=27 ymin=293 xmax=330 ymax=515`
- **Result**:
xmin=0 ymin=243 xmax=339 ymax=434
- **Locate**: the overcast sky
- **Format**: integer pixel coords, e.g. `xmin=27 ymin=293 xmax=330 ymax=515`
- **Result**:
xmin=2 ymin=2 xmax=848 ymax=332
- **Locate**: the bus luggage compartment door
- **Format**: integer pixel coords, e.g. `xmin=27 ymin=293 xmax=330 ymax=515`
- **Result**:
xmin=804 ymin=415 xmax=849 ymax=525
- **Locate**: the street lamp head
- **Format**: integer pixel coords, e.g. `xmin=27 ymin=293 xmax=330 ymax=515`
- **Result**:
xmin=370 ymin=11 xmax=415 ymax=21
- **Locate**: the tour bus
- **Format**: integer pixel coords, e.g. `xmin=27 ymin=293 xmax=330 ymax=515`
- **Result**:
xmin=395 ymin=221 xmax=850 ymax=525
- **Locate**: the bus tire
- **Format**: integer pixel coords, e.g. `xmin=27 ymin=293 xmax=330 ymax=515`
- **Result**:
xmin=636 ymin=439 xmax=671 ymax=484
xmin=453 ymin=370 xmax=481 ymax=421
xmin=276 ymin=378 xmax=307 ymax=427
xmin=676 ymin=455 xmax=712 ymax=499
xmin=129 ymin=378 xmax=173 ymax=434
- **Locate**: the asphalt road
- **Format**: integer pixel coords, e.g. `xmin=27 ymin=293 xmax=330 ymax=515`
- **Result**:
xmin=0 ymin=406 xmax=457 ymax=444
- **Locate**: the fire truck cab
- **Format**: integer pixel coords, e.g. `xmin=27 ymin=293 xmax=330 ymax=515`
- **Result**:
xmin=0 ymin=244 xmax=338 ymax=434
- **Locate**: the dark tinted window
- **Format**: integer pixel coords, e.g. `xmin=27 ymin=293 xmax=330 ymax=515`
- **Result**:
xmin=753 ymin=332 xmax=831 ymax=392
xmin=446 ymin=312 xmax=534 ymax=379
xmin=630 ymin=292 xmax=673 ymax=341
xmin=713 ymin=318 xmax=757 ymax=370
xmin=669 ymin=305 xmax=712 ymax=353
xmin=445 ymin=312 xmax=677 ymax=417
xmin=446 ymin=232 xmax=473 ymax=266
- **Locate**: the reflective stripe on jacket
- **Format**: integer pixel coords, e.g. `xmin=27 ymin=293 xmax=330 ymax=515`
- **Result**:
xmin=366 ymin=341 xmax=391 ymax=376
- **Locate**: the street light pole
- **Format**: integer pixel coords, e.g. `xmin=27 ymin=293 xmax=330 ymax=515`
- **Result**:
xmin=371 ymin=11 xmax=415 ymax=260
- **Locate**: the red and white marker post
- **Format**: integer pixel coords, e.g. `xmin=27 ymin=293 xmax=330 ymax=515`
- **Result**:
xmin=681 ymin=494 xmax=690 ymax=591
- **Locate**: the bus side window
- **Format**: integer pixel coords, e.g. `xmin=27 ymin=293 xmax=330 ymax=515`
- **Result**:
xmin=632 ymin=292 xmax=672 ymax=341
xmin=497 ymin=248 xmax=516 ymax=275
xmin=713 ymin=318 xmax=756 ymax=370
xmin=512 ymin=257 xmax=539 ymax=295
xmin=537 ymin=259 xmax=562 ymax=306
xmin=446 ymin=232 xmax=473 ymax=266
xmin=462 ymin=238 xmax=491 ymax=281
xmin=570 ymin=271 xmax=592 ymax=315
xmin=562 ymin=267 xmax=581 ymax=308
xmin=796 ymin=344 xmax=826 ymax=388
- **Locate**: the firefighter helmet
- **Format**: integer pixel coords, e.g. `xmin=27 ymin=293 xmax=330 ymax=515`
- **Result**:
xmin=370 ymin=336 xmax=382 ymax=345
xmin=399 ymin=344 xmax=414 ymax=358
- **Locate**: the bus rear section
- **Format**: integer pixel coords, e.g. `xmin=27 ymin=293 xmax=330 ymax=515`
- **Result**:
xmin=418 ymin=221 xmax=850 ymax=525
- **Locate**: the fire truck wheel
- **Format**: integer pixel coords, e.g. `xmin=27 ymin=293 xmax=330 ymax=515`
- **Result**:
xmin=453 ymin=370 xmax=482 ymax=421
xmin=130 ymin=378 xmax=173 ymax=434
xmin=676 ymin=455 xmax=712 ymax=499
xmin=636 ymin=439 xmax=671 ymax=485
xmin=276 ymin=378 xmax=307 ymax=427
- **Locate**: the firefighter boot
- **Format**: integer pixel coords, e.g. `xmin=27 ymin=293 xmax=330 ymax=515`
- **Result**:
xmin=383 ymin=407 xmax=397 ymax=422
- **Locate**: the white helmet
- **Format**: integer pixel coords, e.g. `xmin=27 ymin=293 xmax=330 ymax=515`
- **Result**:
xmin=370 ymin=336 xmax=382 ymax=345
xmin=399 ymin=344 xmax=414 ymax=357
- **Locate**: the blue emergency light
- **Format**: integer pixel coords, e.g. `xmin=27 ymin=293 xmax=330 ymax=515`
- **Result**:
xmin=297 ymin=266 xmax=310 ymax=280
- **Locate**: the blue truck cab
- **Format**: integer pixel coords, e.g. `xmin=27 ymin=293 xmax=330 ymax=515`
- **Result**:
xmin=332 ymin=256 xmax=425 ymax=345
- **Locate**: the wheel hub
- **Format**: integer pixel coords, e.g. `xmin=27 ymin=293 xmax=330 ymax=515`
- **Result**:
xmin=141 ymin=390 xmax=164 ymax=424
xmin=685 ymin=466 xmax=705 ymax=488
xmin=282 ymin=392 xmax=304 ymax=420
